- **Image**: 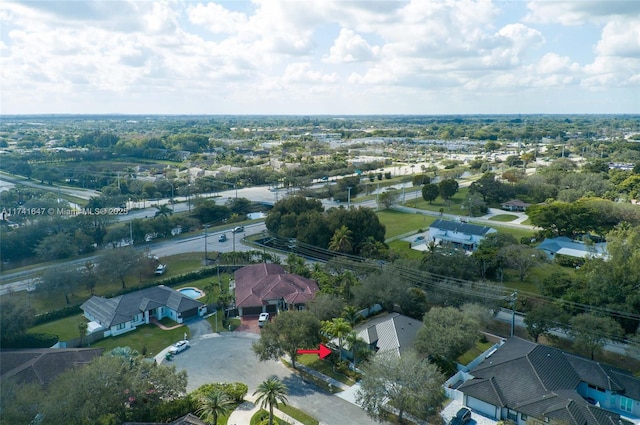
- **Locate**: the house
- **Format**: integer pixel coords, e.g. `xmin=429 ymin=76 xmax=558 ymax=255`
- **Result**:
xmin=536 ymin=236 xmax=608 ymax=260
xmin=501 ymin=199 xmax=531 ymax=212
xmin=81 ymin=285 xmax=207 ymax=337
xmin=233 ymin=263 xmax=319 ymax=316
xmin=424 ymin=219 xmax=497 ymax=252
xmin=457 ymin=337 xmax=639 ymax=425
xmin=353 ymin=313 xmax=422 ymax=358
xmin=0 ymin=348 xmax=103 ymax=387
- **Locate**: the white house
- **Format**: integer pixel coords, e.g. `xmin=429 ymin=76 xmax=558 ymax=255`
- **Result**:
xmin=81 ymin=285 xmax=206 ymax=337
xmin=420 ymin=219 xmax=497 ymax=252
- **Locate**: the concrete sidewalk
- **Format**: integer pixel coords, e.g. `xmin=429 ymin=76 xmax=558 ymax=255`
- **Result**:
xmin=227 ymin=394 xmax=304 ymax=425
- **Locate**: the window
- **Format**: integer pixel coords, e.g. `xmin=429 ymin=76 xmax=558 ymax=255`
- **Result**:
xmin=115 ymin=323 xmax=126 ymax=330
xmin=621 ymin=397 xmax=633 ymax=413
xmin=507 ymin=410 xmax=517 ymax=421
xmin=521 ymin=414 xmax=528 ymax=421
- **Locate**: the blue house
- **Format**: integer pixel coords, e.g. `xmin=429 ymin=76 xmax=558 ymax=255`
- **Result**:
xmin=536 ymin=236 xmax=608 ymax=260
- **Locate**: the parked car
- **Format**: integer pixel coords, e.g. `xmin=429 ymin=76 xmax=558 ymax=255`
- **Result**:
xmin=218 ymin=233 xmax=227 ymax=242
xmin=258 ymin=312 xmax=270 ymax=327
xmin=155 ymin=264 xmax=167 ymax=275
xmin=169 ymin=340 xmax=189 ymax=354
xmin=232 ymin=226 xmax=244 ymax=233
xmin=450 ymin=407 xmax=472 ymax=425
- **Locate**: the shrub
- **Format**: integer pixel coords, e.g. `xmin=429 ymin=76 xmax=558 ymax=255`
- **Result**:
xmin=33 ymin=305 xmax=82 ymax=325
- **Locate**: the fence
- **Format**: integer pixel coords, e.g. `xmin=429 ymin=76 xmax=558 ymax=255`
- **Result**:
xmin=53 ymin=330 xmax=106 ymax=349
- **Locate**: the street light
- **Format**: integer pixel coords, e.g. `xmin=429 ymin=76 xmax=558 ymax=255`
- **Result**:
xmin=347 ymin=186 xmax=352 ymax=208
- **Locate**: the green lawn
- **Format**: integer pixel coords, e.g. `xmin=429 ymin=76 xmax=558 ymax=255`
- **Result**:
xmin=489 ymin=214 xmax=518 ymax=222
xmin=376 ymin=210 xmax=436 ymax=238
xmin=251 ymin=407 xmax=319 ymax=425
xmin=90 ymin=323 xmax=189 ymax=357
xmin=457 ymin=339 xmax=494 ymax=366
xmin=296 ymin=354 xmax=356 ymax=386
xmin=28 ymin=313 xmax=85 ymax=341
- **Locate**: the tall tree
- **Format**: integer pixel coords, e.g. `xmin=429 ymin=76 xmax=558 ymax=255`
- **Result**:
xmin=196 ymin=389 xmax=233 ymax=425
xmin=356 ymin=350 xmax=445 ymax=423
xmin=328 ymin=225 xmax=354 ymax=253
xmin=252 ymin=310 xmax=321 ymax=368
xmin=0 ymin=298 xmax=35 ymax=346
xmin=98 ymin=247 xmax=143 ymax=288
xmin=321 ymin=318 xmax=352 ymax=360
xmin=570 ymin=313 xmax=624 ymax=360
xmin=524 ymin=303 xmax=567 ymax=342
xmin=422 ymin=183 xmax=439 ymax=204
xmin=253 ymin=378 xmax=289 ymax=425
xmin=438 ymin=179 xmax=459 ymax=205
xmin=499 ymin=244 xmax=547 ymax=282
xmin=378 ymin=189 xmax=399 ymax=209
xmin=40 ymin=265 xmax=82 ymax=305
xmin=415 ymin=306 xmax=481 ymax=360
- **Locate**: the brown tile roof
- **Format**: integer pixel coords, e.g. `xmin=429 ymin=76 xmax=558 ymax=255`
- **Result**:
xmin=234 ymin=263 xmax=319 ymax=308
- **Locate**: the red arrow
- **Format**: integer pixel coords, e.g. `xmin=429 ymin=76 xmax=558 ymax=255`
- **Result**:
xmin=297 ymin=343 xmax=331 ymax=359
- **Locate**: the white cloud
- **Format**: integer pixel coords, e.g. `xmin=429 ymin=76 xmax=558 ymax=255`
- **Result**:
xmin=324 ymin=28 xmax=380 ymax=63
xmin=524 ymin=0 xmax=639 ymax=26
xmin=0 ymin=0 xmax=637 ymax=114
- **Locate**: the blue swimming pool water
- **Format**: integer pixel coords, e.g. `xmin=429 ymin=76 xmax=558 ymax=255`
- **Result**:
xmin=179 ymin=288 xmax=203 ymax=299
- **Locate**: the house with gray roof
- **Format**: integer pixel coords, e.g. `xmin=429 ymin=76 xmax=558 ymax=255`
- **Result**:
xmin=457 ymin=338 xmax=639 ymax=425
xmin=81 ymin=285 xmax=206 ymax=337
xmin=0 ymin=348 xmax=103 ymax=387
xmin=424 ymin=219 xmax=497 ymax=252
xmin=353 ymin=313 xmax=422 ymax=358
xmin=536 ymin=236 xmax=608 ymax=260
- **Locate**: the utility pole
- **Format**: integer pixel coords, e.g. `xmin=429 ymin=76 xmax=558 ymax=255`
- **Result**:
xmin=347 ymin=187 xmax=352 ymax=208
xmin=129 ymin=221 xmax=133 ymax=246
xmin=510 ymin=291 xmax=518 ymax=337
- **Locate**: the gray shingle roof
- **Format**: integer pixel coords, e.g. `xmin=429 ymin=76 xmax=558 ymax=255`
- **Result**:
xmin=430 ymin=219 xmax=495 ymax=236
xmin=81 ymin=285 xmax=204 ymax=328
xmin=1 ymin=348 xmax=103 ymax=387
xmin=458 ymin=338 xmax=638 ymax=425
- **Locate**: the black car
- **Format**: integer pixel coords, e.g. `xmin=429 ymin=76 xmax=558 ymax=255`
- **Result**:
xmin=450 ymin=408 xmax=472 ymax=425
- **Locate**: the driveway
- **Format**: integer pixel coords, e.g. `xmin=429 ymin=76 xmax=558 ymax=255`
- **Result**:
xmin=167 ymin=332 xmax=382 ymax=425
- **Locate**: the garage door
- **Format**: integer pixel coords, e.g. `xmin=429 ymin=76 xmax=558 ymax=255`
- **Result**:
xmin=467 ymin=397 xmax=498 ymax=419
xmin=180 ymin=308 xmax=198 ymax=319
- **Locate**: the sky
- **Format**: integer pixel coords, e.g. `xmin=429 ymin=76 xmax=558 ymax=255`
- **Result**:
xmin=0 ymin=0 xmax=638 ymax=115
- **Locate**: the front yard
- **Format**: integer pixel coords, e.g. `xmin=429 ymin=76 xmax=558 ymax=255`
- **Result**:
xmin=91 ymin=323 xmax=189 ymax=356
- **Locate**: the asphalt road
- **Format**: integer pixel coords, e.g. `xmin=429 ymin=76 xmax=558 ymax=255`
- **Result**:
xmin=168 ymin=330 xmax=382 ymax=425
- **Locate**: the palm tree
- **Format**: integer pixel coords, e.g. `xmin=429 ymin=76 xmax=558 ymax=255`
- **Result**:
xmin=328 ymin=225 xmax=353 ymax=253
xmin=253 ymin=378 xmax=289 ymax=425
xmin=153 ymin=204 xmax=173 ymax=218
xmin=322 ymin=317 xmax=352 ymax=361
xmin=196 ymin=389 xmax=233 ymax=425
xmin=342 ymin=305 xmax=361 ymax=327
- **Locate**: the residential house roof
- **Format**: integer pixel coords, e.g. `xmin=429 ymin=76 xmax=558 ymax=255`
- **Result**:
xmin=81 ymin=285 xmax=204 ymax=328
xmin=430 ymin=219 xmax=496 ymax=237
xmin=536 ymin=236 xmax=608 ymax=259
xmin=354 ymin=313 xmax=422 ymax=357
xmin=501 ymin=199 xmax=531 ymax=208
xmin=234 ymin=263 xmax=319 ymax=309
xmin=458 ymin=338 xmax=638 ymax=425
xmin=0 ymin=348 xmax=103 ymax=387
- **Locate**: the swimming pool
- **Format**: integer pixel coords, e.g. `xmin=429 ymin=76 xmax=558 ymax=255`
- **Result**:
xmin=178 ymin=287 xmax=204 ymax=299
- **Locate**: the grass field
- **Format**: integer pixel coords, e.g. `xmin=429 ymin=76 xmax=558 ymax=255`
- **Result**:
xmin=28 ymin=313 xmax=85 ymax=341
xmin=250 ymin=405 xmax=319 ymax=425
xmin=91 ymin=323 xmax=188 ymax=356
xmin=457 ymin=339 xmax=495 ymax=366
xmin=489 ymin=214 xmax=518 ymax=222
xmin=296 ymin=354 xmax=356 ymax=386
xmin=376 ymin=210 xmax=436 ymax=238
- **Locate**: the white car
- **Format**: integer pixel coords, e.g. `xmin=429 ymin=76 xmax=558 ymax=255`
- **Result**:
xmin=169 ymin=340 xmax=189 ymax=354
xmin=258 ymin=313 xmax=270 ymax=327
xmin=232 ymin=226 xmax=244 ymax=233
xmin=155 ymin=264 xmax=167 ymax=275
